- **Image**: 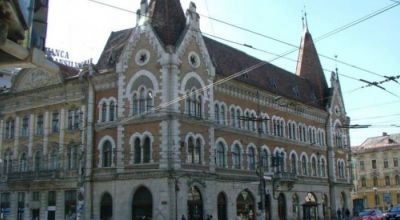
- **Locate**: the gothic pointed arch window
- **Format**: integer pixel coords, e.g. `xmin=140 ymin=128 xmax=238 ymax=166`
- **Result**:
xmin=134 ymin=137 xmax=141 ymax=164
xmin=143 ymin=136 xmax=151 ymax=163
xmin=312 ymin=157 xmax=317 ymax=176
xmin=102 ymin=141 xmax=112 ymax=168
xmin=109 ymin=101 xmax=116 ymax=122
xmin=216 ymin=142 xmax=226 ymax=167
xmin=215 ymin=104 xmax=220 ymax=123
xmin=302 ymin=155 xmax=307 ymax=176
xmin=291 ymin=154 xmax=297 ymax=174
xmin=230 ymin=108 xmax=236 ymax=127
xmin=248 ymin=147 xmax=256 ymax=170
xmin=139 ymin=87 xmax=146 ymax=114
xmin=101 ymin=103 xmax=107 ymax=122
xmin=220 ymin=105 xmax=225 ymax=125
xmin=232 ymin=144 xmax=241 ymax=169
xmin=132 ymin=93 xmax=138 ymax=115
xmin=261 ymin=149 xmax=269 ymax=172
xmin=321 ymin=159 xmax=326 ymax=177
xmin=236 ymin=109 xmax=241 ymax=128
xmin=194 ymin=138 xmax=201 ymax=164
xmin=188 ymin=137 xmax=195 ymax=163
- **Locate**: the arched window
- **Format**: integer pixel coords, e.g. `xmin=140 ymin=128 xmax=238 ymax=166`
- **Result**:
xmin=220 ymin=105 xmax=225 ymax=125
xmin=196 ymin=95 xmax=202 ymax=117
xmin=109 ymin=101 xmax=115 ymax=121
xmin=291 ymin=154 xmax=297 ymax=174
xmin=102 ymin=141 xmax=112 ymax=167
xmin=188 ymin=137 xmax=194 ymax=163
xmin=132 ymin=187 xmax=153 ymax=220
xmin=194 ymin=138 xmax=201 ymax=164
xmin=236 ymin=109 xmax=241 ymax=128
xmin=312 ymin=157 xmax=317 ymax=176
xmin=215 ymin=104 xmax=220 ymax=123
xmin=19 ymin=153 xmax=27 ymax=172
xmin=191 ymin=92 xmax=196 ymax=116
xmin=101 ymin=103 xmax=107 ymax=122
xmin=216 ymin=142 xmax=225 ymax=167
xmin=245 ymin=112 xmax=250 ymax=130
xmin=49 ymin=150 xmax=58 ymax=170
xmin=251 ymin=113 xmax=256 ymax=131
xmin=302 ymin=155 xmax=307 ymax=176
xmin=100 ymin=193 xmax=113 ymax=220
xmin=230 ymin=108 xmax=236 ymax=127
xmin=261 ymin=149 xmax=269 ymax=172
xmin=232 ymin=144 xmax=241 ymax=169
xmin=321 ymin=159 xmax=326 ymax=177
xmin=132 ymin=94 xmax=138 ymax=115
xmin=248 ymin=147 xmax=256 ymax=170
xmin=146 ymin=90 xmax=153 ymax=111
xmin=34 ymin=151 xmax=42 ymax=171
xmin=139 ymin=88 xmax=146 ymax=114
xmin=134 ymin=138 xmax=141 ymax=164
xmin=143 ymin=136 xmax=151 ymax=163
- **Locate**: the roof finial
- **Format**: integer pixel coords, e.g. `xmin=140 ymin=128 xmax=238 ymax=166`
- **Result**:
xmin=302 ymin=6 xmax=309 ymax=32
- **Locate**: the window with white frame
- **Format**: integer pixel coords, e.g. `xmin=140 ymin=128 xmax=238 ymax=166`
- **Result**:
xmin=49 ymin=149 xmax=58 ymax=170
xmin=19 ymin=152 xmax=28 ymax=172
xmin=99 ymin=98 xmax=117 ymax=122
xmin=230 ymin=108 xmax=236 ymax=128
xmin=215 ymin=142 xmax=226 ymax=167
xmin=68 ymin=109 xmax=81 ymax=130
xmin=185 ymin=89 xmax=202 ymax=118
xmin=214 ymin=104 xmax=219 ymax=123
xmin=232 ymin=144 xmax=241 ymax=169
xmin=36 ymin=114 xmax=44 ymax=135
xmin=21 ymin=116 xmax=29 ymax=137
xmin=260 ymin=114 xmax=269 ymax=134
xmin=261 ymin=149 xmax=269 ymax=172
xmin=132 ymin=136 xmax=152 ymax=164
xmin=311 ymin=157 xmax=317 ymax=176
xmin=67 ymin=145 xmax=78 ymax=170
xmin=3 ymin=151 xmax=12 ymax=173
xmin=291 ymin=154 xmax=297 ymax=174
xmin=5 ymin=118 xmax=15 ymax=139
xmin=250 ymin=112 xmax=257 ymax=132
xmin=248 ymin=147 xmax=256 ymax=170
xmin=51 ymin=111 xmax=59 ymax=133
xmin=220 ymin=105 xmax=226 ymax=125
xmin=187 ymin=137 xmax=201 ymax=164
xmin=214 ymin=102 xmax=226 ymax=125
xmin=236 ymin=109 xmax=241 ymax=128
xmin=301 ymin=155 xmax=308 ymax=176
xmin=102 ymin=141 xmax=113 ymax=168
xmin=321 ymin=158 xmax=326 ymax=177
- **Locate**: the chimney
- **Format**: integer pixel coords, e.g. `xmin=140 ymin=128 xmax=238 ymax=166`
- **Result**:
xmin=383 ymin=132 xmax=388 ymax=136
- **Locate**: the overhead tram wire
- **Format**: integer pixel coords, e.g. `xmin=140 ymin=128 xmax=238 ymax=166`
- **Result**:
xmin=194 ymin=3 xmax=400 ymax=81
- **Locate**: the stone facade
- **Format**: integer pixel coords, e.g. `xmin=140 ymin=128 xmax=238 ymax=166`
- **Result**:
xmin=352 ymin=133 xmax=400 ymax=214
xmin=0 ymin=0 xmax=353 ymax=220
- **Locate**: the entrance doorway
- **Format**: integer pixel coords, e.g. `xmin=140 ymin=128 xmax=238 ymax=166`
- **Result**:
xmin=236 ymin=190 xmax=255 ymax=220
xmin=278 ymin=193 xmax=286 ymax=220
xmin=100 ymin=193 xmax=113 ymax=220
xmin=32 ymin=209 xmax=39 ymax=220
xmin=132 ymin=187 xmax=153 ymax=220
xmin=217 ymin=192 xmax=227 ymax=220
xmin=302 ymin=193 xmax=318 ymax=220
xmin=187 ymin=186 xmax=203 ymax=220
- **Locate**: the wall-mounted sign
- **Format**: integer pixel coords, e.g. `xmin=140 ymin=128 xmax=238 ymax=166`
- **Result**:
xmin=45 ymin=47 xmax=93 ymax=69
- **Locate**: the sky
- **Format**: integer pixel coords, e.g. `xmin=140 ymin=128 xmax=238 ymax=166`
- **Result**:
xmin=45 ymin=0 xmax=400 ymax=146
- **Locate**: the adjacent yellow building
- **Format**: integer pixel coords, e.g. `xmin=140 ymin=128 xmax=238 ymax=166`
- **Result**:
xmin=352 ymin=133 xmax=400 ymax=213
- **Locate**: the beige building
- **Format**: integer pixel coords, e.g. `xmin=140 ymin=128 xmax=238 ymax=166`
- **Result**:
xmin=0 ymin=0 xmax=353 ymax=220
xmin=352 ymin=133 xmax=400 ymax=212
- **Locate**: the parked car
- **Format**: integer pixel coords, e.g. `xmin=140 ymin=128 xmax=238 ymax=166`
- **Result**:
xmin=353 ymin=209 xmax=385 ymax=220
xmin=386 ymin=206 xmax=400 ymax=220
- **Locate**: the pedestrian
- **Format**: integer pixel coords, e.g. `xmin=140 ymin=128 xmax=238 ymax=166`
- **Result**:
xmin=181 ymin=214 xmax=186 ymax=220
xmin=345 ymin=208 xmax=350 ymax=220
xmin=337 ymin=208 xmax=342 ymax=220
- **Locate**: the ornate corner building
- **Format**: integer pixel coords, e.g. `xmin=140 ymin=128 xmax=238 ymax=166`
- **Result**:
xmin=0 ymin=0 xmax=353 ymax=219
xmin=352 ymin=133 xmax=400 ymax=214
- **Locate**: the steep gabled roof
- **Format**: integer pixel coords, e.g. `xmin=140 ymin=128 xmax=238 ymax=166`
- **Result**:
xmin=148 ymin=0 xmax=186 ymax=47
xmin=296 ymin=29 xmax=329 ymax=104
xmin=96 ymin=28 xmax=325 ymax=108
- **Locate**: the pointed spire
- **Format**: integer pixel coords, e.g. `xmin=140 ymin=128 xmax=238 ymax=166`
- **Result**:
xmin=148 ymin=0 xmax=187 ymax=47
xmin=296 ymin=24 xmax=328 ymax=103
